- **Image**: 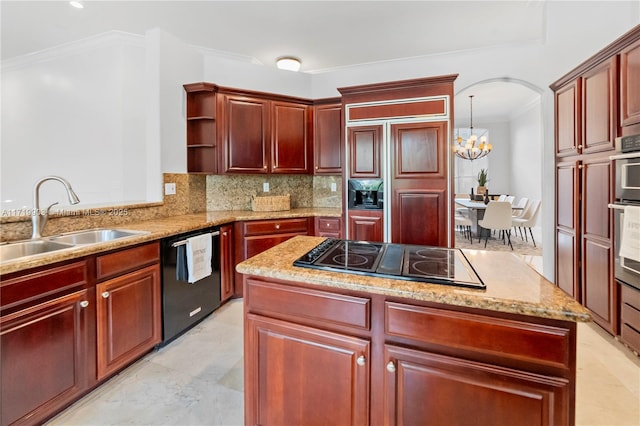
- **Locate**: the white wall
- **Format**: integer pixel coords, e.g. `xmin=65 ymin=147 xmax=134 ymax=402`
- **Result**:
xmin=1 ymin=32 xmax=150 ymax=211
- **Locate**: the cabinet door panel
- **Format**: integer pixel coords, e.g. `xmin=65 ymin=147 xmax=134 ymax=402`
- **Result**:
xmin=1 ymin=290 xmax=92 ymax=426
xmin=348 ymin=125 xmax=382 ymax=178
xmin=314 ymin=102 xmax=342 ymax=174
xmin=246 ymin=314 xmax=369 ymax=426
xmin=220 ymin=224 xmax=235 ymax=302
xmin=582 ymin=58 xmax=616 ymax=154
xmin=556 ymin=229 xmax=579 ymax=299
xmin=582 ymin=238 xmax=614 ymax=331
xmin=620 ymin=39 xmax=640 ymax=127
xmin=392 ymin=190 xmax=445 ymax=246
xmin=391 ymin=122 xmax=445 ymax=178
xmin=384 ymin=345 xmax=570 ymax=426
xmin=348 ymin=210 xmax=383 ymax=242
xmin=224 ymin=96 xmax=269 ymax=173
xmin=96 ymin=264 xmax=161 ymax=380
xmin=555 ymin=81 xmax=580 ymax=157
xmin=272 ymin=101 xmax=310 ymax=173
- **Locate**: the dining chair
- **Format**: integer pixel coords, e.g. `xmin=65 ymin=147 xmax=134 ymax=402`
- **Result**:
xmin=497 ymin=194 xmax=507 ymax=202
xmin=512 ymin=199 xmax=541 ymax=246
xmin=477 ymin=201 xmax=513 ymax=249
xmin=454 ymin=214 xmax=473 ymax=243
xmin=504 ymin=195 xmax=515 ymax=204
xmin=511 ymin=197 xmax=529 ymax=219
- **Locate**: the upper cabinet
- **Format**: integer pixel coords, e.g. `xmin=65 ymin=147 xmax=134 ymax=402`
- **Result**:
xmin=184 ymin=84 xmax=314 ymax=175
xmin=582 ymin=57 xmax=617 ymax=154
xmin=348 ymin=125 xmax=382 ymax=178
xmin=184 ymin=83 xmax=218 ymax=174
xmin=313 ymin=99 xmax=343 ymax=175
xmin=620 ymin=38 xmax=640 ymax=131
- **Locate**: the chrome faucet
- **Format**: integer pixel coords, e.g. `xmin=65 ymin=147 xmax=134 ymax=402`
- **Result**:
xmin=32 ymin=176 xmax=80 ymax=239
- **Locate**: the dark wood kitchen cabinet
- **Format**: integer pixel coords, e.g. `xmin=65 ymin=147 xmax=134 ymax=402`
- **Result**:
xmin=348 ymin=210 xmax=383 ymax=242
xmin=348 ymin=125 xmax=382 ymax=178
xmin=95 ymin=243 xmax=161 ymax=380
xmin=220 ymin=223 xmax=235 ymax=302
xmin=1 ymin=260 xmax=95 ymax=426
xmin=219 ymin=89 xmax=311 ymax=174
xmin=619 ymin=282 xmax=640 ymax=354
xmin=243 ymin=277 xmax=577 ymax=426
xmin=313 ymin=99 xmax=343 ymax=175
xmin=234 ymin=218 xmax=312 ymax=296
xmin=550 ymin=27 xmax=640 ymax=336
xmin=315 ymin=216 xmax=342 ymax=238
xmin=245 ymin=314 xmax=370 ymax=426
xmin=184 ymin=82 xmax=218 ymax=174
xmin=620 ymin=37 xmax=640 ymax=130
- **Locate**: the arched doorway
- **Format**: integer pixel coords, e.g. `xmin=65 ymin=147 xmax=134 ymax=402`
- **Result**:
xmin=453 ymin=79 xmax=544 ymax=267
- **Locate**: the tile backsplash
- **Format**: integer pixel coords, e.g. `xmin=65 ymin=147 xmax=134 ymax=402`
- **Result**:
xmin=206 ymin=175 xmax=342 ymax=210
xmin=0 ymin=173 xmax=342 ymax=242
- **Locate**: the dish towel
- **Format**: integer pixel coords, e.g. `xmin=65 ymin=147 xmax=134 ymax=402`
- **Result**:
xmin=186 ymin=234 xmax=212 ymax=283
xmin=620 ymin=205 xmax=640 ymax=263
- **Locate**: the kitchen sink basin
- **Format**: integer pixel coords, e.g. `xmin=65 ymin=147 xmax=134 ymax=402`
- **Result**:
xmin=0 ymin=240 xmax=76 ymax=262
xmin=49 ymin=229 xmax=147 ymax=245
xmin=1 ymin=228 xmax=149 ymax=264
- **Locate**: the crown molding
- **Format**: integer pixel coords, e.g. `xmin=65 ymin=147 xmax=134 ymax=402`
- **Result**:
xmin=2 ymin=31 xmax=145 ymax=72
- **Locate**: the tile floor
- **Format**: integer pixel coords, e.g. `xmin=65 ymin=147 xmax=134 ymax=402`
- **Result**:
xmin=48 ymin=295 xmax=640 ymax=426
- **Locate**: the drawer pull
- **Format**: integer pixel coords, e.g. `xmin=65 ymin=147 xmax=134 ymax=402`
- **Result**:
xmin=101 ymin=291 xmax=110 ymax=298
xmin=275 ymin=224 xmax=280 ymax=230
xmin=356 ymin=355 xmax=366 ymax=366
xmin=386 ymin=361 xmax=396 ymax=373
xmin=80 ymin=300 xmax=89 ymax=308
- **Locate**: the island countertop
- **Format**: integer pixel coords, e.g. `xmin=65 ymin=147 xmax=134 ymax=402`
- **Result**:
xmin=236 ymin=235 xmax=591 ymax=323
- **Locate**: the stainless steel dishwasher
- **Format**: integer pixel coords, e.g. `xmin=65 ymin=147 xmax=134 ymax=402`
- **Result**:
xmin=160 ymin=227 xmax=221 ymax=345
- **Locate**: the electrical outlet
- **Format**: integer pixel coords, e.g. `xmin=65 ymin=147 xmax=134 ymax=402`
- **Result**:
xmin=164 ymin=183 xmax=176 ymax=195
xmin=330 ymin=182 xmax=337 ymax=192
xmin=263 ymin=182 xmax=270 ymax=192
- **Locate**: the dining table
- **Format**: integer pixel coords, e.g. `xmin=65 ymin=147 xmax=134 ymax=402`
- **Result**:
xmin=455 ymin=198 xmax=524 ymax=238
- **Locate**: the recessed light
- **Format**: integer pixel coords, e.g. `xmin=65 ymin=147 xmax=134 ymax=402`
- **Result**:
xmin=276 ymin=57 xmax=301 ymax=72
xmin=69 ymin=1 xmax=84 ymax=9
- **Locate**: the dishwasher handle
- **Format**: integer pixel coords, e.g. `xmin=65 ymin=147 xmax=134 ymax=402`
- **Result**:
xmin=171 ymin=231 xmax=220 ymax=248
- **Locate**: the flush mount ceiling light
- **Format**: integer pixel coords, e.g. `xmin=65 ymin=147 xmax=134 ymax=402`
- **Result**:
xmin=453 ymin=95 xmax=492 ymax=161
xmin=69 ymin=1 xmax=84 ymax=8
xmin=276 ymin=57 xmax=301 ymax=72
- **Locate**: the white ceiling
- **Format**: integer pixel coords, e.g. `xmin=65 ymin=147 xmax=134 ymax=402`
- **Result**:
xmin=1 ymin=0 xmax=545 ymax=120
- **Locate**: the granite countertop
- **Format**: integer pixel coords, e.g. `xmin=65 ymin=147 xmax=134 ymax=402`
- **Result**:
xmin=236 ymin=235 xmax=591 ymax=323
xmin=0 ymin=208 xmax=341 ymax=276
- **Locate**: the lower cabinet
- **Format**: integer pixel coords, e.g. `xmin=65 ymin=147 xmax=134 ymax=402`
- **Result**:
xmin=245 ymin=314 xmax=370 ymax=426
xmin=244 ymin=277 xmax=577 ymax=426
xmin=96 ymin=264 xmax=161 ymax=380
xmin=220 ymin=223 xmax=235 ymax=302
xmin=1 ymin=289 xmax=94 ymax=426
xmin=620 ymin=282 xmax=640 ymax=354
xmin=315 ymin=216 xmax=342 ymax=238
xmin=348 ymin=210 xmax=383 ymax=242
xmin=234 ymin=218 xmax=311 ymax=296
xmin=384 ymin=345 xmax=570 ymax=426
xmin=1 ymin=241 xmax=161 ymax=425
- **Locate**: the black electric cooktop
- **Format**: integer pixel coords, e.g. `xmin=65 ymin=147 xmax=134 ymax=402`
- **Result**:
xmin=293 ymin=239 xmax=485 ymax=290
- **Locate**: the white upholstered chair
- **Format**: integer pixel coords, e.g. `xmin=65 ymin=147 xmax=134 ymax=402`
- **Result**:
xmin=477 ymin=201 xmax=514 ymax=249
xmin=512 ymin=199 xmax=541 ymax=247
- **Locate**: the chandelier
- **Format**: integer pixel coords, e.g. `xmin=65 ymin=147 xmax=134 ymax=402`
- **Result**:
xmin=453 ymin=95 xmax=492 ymax=161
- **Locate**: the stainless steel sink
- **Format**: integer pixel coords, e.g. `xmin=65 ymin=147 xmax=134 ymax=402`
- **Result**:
xmin=49 ymin=228 xmax=147 ymax=245
xmin=0 ymin=240 xmax=76 ymax=262
xmin=0 ymin=228 xmax=149 ymax=264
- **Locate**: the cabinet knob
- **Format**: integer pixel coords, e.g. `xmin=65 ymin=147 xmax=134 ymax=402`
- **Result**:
xmin=275 ymin=224 xmax=280 ymax=230
xmin=386 ymin=361 xmax=396 ymax=373
xmin=315 ymin=165 xmax=319 ymax=170
xmin=326 ymin=223 xmax=331 ymax=227
xmin=101 ymin=291 xmax=110 ymax=298
xmin=356 ymin=355 xmax=366 ymax=366
xmin=80 ymin=300 xmax=89 ymax=308
xmin=263 ymin=166 xmax=267 ymax=169
xmin=223 ymin=231 xmax=228 ymax=236
xmin=578 ymin=144 xmax=583 ymax=149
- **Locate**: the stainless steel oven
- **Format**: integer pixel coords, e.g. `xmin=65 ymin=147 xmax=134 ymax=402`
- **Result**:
xmin=610 ymin=134 xmax=640 ymax=291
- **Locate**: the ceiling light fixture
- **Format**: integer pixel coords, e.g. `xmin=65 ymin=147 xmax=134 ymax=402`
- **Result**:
xmin=453 ymin=95 xmax=492 ymax=161
xmin=69 ymin=1 xmax=84 ymax=9
xmin=276 ymin=57 xmax=301 ymax=72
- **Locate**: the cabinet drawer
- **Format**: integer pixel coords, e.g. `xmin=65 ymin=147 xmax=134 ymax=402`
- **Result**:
xmin=385 ymin=302 xmax=573 ymax=370
xmin=1 ymin=260 xmax=89 ymax=311
xmin=317 ymin=217 xmax=341 ymax=232
xmin=243 ymin=218 xmax=309 ymax=236
xmin=96 ymin=242 xmax=160 ymax=281
xmin=246 ymin=278 xmax=370 ymax=331
xmin=621 ymin=283 xmax=640 ymax=310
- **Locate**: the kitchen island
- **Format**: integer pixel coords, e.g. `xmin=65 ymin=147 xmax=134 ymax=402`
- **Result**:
xmin=237 ymin=236 xmax=590 ymax=426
